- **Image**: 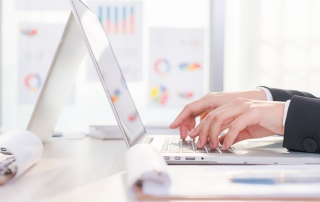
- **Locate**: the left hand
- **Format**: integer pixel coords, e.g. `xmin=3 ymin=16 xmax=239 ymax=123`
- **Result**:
xmin=187 ymin=97 xmax=285 ymax=150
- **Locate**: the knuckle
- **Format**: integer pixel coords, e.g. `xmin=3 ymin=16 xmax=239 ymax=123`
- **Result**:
xmin=213 ymin=114 xmax=221 ymax=122
xmin=182 ymin=105 xmax=188 ymax=111
xmin=183 ymin=104 xmax=191 ymax=112
xmin=204 ymin=97 xmax=216 ymax=109
xmin=233 ymin=97 xmax=246 ymax=104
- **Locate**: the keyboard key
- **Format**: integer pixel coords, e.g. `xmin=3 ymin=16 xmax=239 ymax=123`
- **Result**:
xmin=171 ymin=137 xmax=180 ymax=143
xmin=142 ymin=136 xmax=154 ymax=144
xmin=195 ymin=148 xmax=207 ymax=153
xmin=169 ymin=145 xmax=180 ymax=153
xmin=204 ymin=142 xmax=221 ymax=153
xmin=163 ymin=137 xmax=170 ymax=144
xmin=169 ymin=149 xmax=180 ymax=153
xmin=205 ymin=146 xmax=221 ymax=154
xmin=182 ymin=148 xmax=193 ymax=153
xmin=174 ymin=156 xmax=181 ymax=160
xmin=170 ymin=142 xmax=180 ymax=147
xmin=182 ymin=140 xmax=194 ymax=153
xmin=182 ymin=140 xmax=193 ymax=148
xmin=160 ymin=145 xmax=168 ymax=153
xmin=221 ymin=147 xmax=236 ymax=154
xmin=207 ymin=147 xmax=221 ymax=153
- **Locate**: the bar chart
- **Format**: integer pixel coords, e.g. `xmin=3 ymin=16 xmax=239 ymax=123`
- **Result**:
xmin=98 ymin=5 xmax=135 ymax=35
xmin=87 ymin=1 xmax=143 ymax=81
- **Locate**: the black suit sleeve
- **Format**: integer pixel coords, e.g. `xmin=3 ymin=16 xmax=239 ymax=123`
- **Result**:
xmin=260 ymin=86 xmax=316 ymax=101
xmin=261 ymin=87 xmax=319 ymax=153
xmin=283 ymin=96 xmax=320 ymax=153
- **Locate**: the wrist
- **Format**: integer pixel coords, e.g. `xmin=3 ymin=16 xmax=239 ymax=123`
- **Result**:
xmin=276 ymin=102 xmax=286 ymax=135
xmin=237 ymin=89 xmax=267 ymax=101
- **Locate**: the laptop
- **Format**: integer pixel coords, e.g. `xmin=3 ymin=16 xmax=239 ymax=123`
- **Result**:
xmin=27 ymin=0 xmax=320 ymax=165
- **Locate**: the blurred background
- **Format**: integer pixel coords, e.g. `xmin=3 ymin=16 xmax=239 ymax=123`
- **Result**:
xmin=1 ymin=0 xmax=320 ymax=133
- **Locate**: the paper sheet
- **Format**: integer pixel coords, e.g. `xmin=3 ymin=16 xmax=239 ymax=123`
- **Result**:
xmin=17 ymin=23 xmax=75 ymax=105
xmin=125 ymin=143 xmax=320 ymax=199
xmin=143 ymin=165 xmax=320 ymax=198
xmin=87 ymin=1 xmax=143 ymax=81
xmin=125 ymin=144 xmax=170 ymax=197
xmin=148 ymin=28 xmax=205 ymax=108
xmin=0 ymin=130 xmax=43 ymax=180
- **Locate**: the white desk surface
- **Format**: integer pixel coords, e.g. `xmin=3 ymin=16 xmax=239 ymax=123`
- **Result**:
xmin=1 ymin=136 xmax=318 ymax=202
xmin=0 ymin=137 xmax=131 ymax=202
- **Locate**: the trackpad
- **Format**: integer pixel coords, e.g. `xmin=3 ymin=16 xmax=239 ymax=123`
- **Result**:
xmin=243 ymin=141 xmax=283 ymax=149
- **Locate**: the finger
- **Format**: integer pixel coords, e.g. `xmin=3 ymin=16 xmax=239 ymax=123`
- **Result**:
xmin=179 ymin=125 xmax=189 ymax=140
xmin=220 ymin=109 xmax=259 ymax=150
xmin=196 ymin=114 xmax=219 ymax=149
xmin=191 ymin=121 xmax=229 ymax=148
xmin=198 ymin=97 xmax=248 ymax=145
xmin=170 ymin=97 xmax=213 ymax=129
xmin=205 ymin=104 xmax=250 ymax=149
xmin=189 ymin=116 xmax=230 ymax=140
xmin=188 ymin=116 xmax=207 ymax=139
xmin=233 ymin=130 xmax=252 ymax=144
xmin=179 ymin=118 xmax=196 ymax=140
xmin=187 ymin=118 xmax=196 ymax=131
xmin=219 ymin=134 xmax=226 ymax=145
xmin=200 ymin=111 xmax=209 ymax=121
xmin=219 ymin=130 xmax=251 ymax=145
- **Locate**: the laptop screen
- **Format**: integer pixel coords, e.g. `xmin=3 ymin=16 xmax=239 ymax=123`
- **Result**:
xmin=71 ymin=0 xmax=146 ymax=146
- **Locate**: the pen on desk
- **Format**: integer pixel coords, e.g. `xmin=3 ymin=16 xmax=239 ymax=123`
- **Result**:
xmin=226 ymin=170 xmax=320 ymax=184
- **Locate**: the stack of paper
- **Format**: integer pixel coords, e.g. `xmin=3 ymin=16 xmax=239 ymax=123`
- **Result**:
xmin=125 ymin=144 xmax=320 ymax=200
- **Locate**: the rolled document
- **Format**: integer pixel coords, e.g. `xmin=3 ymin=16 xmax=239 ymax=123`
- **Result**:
xmin=0 ymin=130 xmax=43 ymax=183
xmin=125 ymin=144 xmax=171 ymax=197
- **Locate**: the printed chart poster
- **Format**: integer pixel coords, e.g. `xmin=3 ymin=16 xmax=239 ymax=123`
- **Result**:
xmin=16 ymin=0 xmax=69 ymax=10
xmin=87 ymin=1 xmax=143 ymax=81
xmin=17 ymin=23 xmax=74 ymax=105
xmin=148 ymin=28 xmax=205 ymax=108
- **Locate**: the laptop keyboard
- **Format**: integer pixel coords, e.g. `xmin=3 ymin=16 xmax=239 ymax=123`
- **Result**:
xmin=160 ymin=137 xmax=235 ymax=154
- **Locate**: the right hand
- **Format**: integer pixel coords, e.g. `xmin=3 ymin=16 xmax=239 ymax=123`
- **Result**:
xmin=169 ymin=89 xmax=267 ymax=140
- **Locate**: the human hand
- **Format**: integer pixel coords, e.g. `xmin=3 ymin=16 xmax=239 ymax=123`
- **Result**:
xmin=188 ymin=98 xmax=285 ymax=150
xmin=169 ymin=89 xmax=267 ymax=140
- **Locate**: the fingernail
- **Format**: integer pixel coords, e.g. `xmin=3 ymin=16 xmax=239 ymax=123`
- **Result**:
xmin=221 ymin=144 xmax=226 ymax=150
xmin=197 ymin=140 xmax=201 ymax=148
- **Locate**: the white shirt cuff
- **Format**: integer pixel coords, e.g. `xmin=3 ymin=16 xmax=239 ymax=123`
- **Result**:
xmin=283 ymin=100 xmax=291 ymax=126
xmin=257 ymin=87 xmax=273 ymax=101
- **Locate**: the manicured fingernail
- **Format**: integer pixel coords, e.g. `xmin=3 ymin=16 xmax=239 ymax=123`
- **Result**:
xmin=197 ymin=140 xmax=201 ymax=148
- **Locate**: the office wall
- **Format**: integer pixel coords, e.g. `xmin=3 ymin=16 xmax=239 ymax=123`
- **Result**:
xmin=0 ymin=0 xmax=211 ymax=132
xmin=224 ymin=0 xmax=320 ymax=96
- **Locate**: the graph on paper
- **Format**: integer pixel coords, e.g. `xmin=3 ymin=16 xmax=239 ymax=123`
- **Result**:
xmin=98 ymin=5 xmax=135 ymax=35
xmin=87 ymin=1 xmax=143 ymax=81
xmin=148 ymin=28 xmax=205 ymax=108
xmin=17 ymin=23 xmax=75 ymax=105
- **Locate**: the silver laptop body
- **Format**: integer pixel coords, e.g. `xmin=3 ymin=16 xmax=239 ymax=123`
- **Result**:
xmin=28 ymin=0 xmax=320 ymax=165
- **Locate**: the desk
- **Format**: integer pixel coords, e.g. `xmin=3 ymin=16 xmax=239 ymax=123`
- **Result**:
xmin=0 ymin=137 xmax=130 ymax=202
xmin=1 ymin=137 xmax=318 ymax=202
